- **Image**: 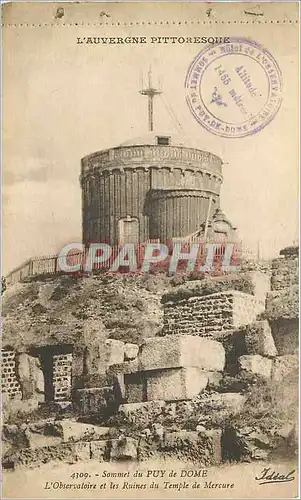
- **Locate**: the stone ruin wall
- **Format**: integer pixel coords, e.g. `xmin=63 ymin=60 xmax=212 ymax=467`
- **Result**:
xmin=2 ymin=246 xmax=299 ymax=469
xmin=1 ymin=349 xmax=22 ymax=401
xmin=163 ymin=291 xmax=265 ymax=337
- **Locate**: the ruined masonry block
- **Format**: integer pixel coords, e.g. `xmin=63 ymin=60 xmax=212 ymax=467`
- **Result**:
xmin=271 ymin=257 xmax=299 ymax=291
xmin=270 ymin=319 xmax=299 ymax=355
xmin=198 ymin=392 xmax=247 ymax=415
xmin=163 ymin=291 xmax=265 ymax=337
xmin=147 ymin=367 xmax=209 ymax=402
xmin=239 ymin=355 xmax=272 ymax=380
xmin=245 ymin=320 xmax=278 ymax=357
xmin=105 ymin=339 xmax=125 ymax=366
xmin=125 ymin=373 xmax=146 ymax=403
xmin=246 ymin=271 xmax=271 ymax=302
xmin=84 ymin=340 xmax=125 ymax=386
xmin=124 ymin=343 xmax=139 ymax=361
xmin=11 ymin=442 xmax=90 ymax=468
xmin=271 ymin=354 xmax=299 ymax=382
xmin=163 ymin=429 xmax=222 ymax=465
xmin=106 ymin=359 xmax=140 ymax=400
xmin=117 ymin=401 xmax=165 ymax=426
xmin=110 ymin=437 xmax=138 ymax=460
xmin=90 ymin=440 xmax=109 ymax=461
xmin=107 ymin=359 xmax=139 ymax=380
xmin=266 ymin=286 xmax=299 ymax=321
xmin=139 ymin=335 xmax=225 ymax=372
xmin=54 ymin=420 xmax=111 ymax=442
xmin=74 ymin=387 xmax=111 ymax=416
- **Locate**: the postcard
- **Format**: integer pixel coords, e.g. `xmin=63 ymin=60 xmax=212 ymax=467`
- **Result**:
xmin=1 ymin=2 xmax=299 ymax=499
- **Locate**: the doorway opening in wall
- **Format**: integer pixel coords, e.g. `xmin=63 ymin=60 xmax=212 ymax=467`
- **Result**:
xmin=32 ymin=345 xmax=73 ymax=403
xmin=118 ymin=216 xmax=140 ymax=245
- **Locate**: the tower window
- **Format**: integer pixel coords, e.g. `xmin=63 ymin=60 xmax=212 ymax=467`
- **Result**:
xmin=157 ymin=136 xmax=170 ymax=146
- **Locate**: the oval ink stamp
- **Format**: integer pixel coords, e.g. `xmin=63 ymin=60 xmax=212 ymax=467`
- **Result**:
xmin=185 ymin=37 xmax=283 ymax=138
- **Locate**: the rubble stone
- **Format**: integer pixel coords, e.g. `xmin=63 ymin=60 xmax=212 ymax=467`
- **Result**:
xmin=238 ymin=355 xmax=272 ymax=379
xmin=147 ymin=368 xmax=209 ymax=401
xmin=2 ymin=398 xmax=39 ymax=424
xmin=26 ymin=433 xmax=62 ymax=450
xmin=196 ymin=392 xmax=247 ymax=424
xmin=9 ymin=441 xmax=91 ymax=468
xmin=139 ymin=335 xmax=225 ymax=372
xmin=244 ymin=320 xmax=277 ymax=357
xmin=162 ymin=429 xmax=222 ymax=464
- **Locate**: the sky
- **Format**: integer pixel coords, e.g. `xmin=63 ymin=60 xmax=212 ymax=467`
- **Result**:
xmin=3 ymin=3 xmax=299 ymax=274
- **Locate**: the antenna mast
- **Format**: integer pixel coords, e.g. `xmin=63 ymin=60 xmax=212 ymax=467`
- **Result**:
xmin=139 ymin=67 xmax=162 ymax=131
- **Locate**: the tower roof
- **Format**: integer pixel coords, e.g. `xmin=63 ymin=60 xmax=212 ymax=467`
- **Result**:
xmin=119 ymin=131 xmax=192 ymax=148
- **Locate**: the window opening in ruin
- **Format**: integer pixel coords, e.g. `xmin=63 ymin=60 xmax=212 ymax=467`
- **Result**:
xmin=118 ymin=216 xmax=139 ymax=245
xmin=38 ymin=345 xmax=73 ymax=402
xmin=1 ymin=348 xmax=22 ymax=400
xmin=156 ymin=136 xmax=170 ymax=146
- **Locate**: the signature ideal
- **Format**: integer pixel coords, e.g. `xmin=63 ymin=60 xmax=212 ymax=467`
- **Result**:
xmin=255 ymin=467 xmax=296 ymax=486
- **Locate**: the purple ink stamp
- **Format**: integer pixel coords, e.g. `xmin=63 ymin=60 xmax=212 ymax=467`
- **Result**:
xmin=185 ymin=37 xmax=283 ymax=138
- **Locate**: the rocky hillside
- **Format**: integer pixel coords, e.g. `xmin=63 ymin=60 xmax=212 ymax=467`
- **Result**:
xmin=2 ymin=272 xmax=173 ymax=350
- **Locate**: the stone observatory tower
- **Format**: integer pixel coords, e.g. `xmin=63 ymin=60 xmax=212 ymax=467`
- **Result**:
xmin=80 ymin=74 xmax=236 ymax=246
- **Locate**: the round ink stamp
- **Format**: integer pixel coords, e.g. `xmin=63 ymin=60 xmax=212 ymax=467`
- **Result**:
xmin=185 ymin=37 xmax=283 ymax=138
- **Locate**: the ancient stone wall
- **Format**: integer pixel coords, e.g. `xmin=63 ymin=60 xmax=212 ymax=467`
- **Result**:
xmin=53 ymin=353 xmax=73 ymax=402
xmin=1 ymin=349 xmax=22 ymax=400
xmin=271 ymin=257 xmax=299 ymax=291
xmin=163 ymin=291 xmax=265 ymax=337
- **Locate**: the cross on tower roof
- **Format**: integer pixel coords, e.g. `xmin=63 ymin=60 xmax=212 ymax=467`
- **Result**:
xmin=139 ymin=67 xmax=162 ymax=131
